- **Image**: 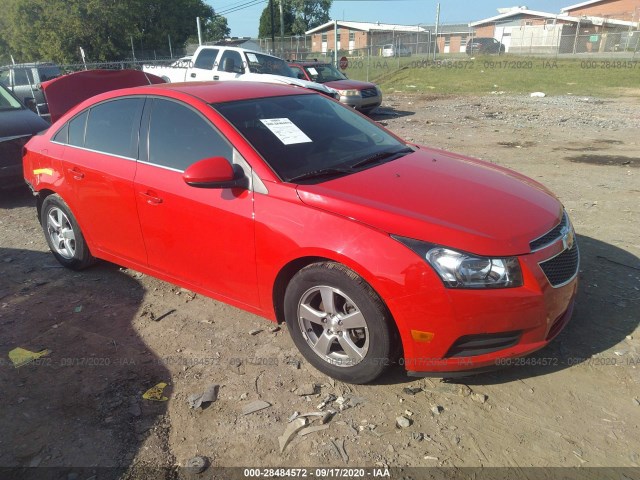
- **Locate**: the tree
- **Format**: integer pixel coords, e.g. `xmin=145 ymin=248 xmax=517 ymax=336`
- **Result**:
xmin=290 ymin=0 xmax=332 ymax=35
xmin=0 ymin=0 xmax=229 ymax=64
xmin=258 ymin=0 xmax=295 ymax=39
xmin=205 ymin=15 xmax=230 ymax=42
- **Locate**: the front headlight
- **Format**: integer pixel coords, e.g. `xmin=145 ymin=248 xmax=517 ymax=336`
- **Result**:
xmin=393 ymin=236 xmax=523 ymax=289
xmin=337 ymin=89 xmax=361 ymax=97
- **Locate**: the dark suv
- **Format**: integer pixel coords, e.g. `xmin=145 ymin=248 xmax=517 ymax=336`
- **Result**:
xmin=466 ymin=38 xmax=506 ymax=55
xmin=0 ymin=63 xmax=61 ymax=120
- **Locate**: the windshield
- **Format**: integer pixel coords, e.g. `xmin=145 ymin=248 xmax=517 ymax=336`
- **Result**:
xmin=302 ymin=64 xmax=347 ymax=83
xmin=244 ymin=52 xmax=295 ymax=77
xmin=212 ymin=94 xmax=407 ymax=183
xmin=0 ymin=84 xmax=23 ymax=111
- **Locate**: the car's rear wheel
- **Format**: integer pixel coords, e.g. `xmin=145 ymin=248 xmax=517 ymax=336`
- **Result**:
xmin=41 ymin=194 xmax=95 ymax=270
xmin=284 ymin=262 xmax=394 ymax=384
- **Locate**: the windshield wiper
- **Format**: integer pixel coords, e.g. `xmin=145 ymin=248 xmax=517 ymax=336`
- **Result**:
xmin=350 ymin=147 xmax=414 ymax=170
xmin=287 ymin=167 xmax=352 ymax=183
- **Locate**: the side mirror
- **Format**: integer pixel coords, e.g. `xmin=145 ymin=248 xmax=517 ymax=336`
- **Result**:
xmin=183 ymin=157 xmax=247 ymax=189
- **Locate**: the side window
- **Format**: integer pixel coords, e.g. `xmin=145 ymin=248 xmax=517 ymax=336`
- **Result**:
xmin=53 ymin=123 xmax=69 ymax=144
xmin=148 ymin=99 xmax=232 ymax=171
xmin=219 ymin=50 xmax=244 ymax=73
xmin=68 ymin=111 xmax=88 ymax=147
xmin=0 ymin=70 xmax=9 ymax=86
xmin=85 ymin=98 xmax=144 ymax=158
xmin=13 ymin=69 xmax=34 ymax=86
xmin=289 ymin=66 xmax=304 ymax=79
xmin=193 ymin=49 xmax=219 ymax=70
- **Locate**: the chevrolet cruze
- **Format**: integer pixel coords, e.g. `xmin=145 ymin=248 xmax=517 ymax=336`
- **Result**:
xmin=23 ymin=80 xmax=579 ymax=383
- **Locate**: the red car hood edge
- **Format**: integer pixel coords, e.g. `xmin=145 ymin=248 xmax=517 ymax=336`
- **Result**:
xmin=296 ymin=148 xmax=562 ymax=257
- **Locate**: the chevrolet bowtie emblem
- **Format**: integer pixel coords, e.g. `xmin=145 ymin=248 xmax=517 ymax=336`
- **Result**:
xmin=561 ymin=226 xmax=575 ymax=251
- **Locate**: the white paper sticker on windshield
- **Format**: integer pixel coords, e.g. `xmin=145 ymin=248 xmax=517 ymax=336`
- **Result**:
xmin=246 ymin=53 xmax=258 ymax=63
xmin=260 ymin=118 xmax=312 ymax=145
xmin=307 ymin=67 xmax=318 ymax=75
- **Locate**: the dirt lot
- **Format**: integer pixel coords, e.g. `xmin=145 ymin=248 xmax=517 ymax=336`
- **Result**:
xmin=1 ymin=93 xmax=639 ymax=479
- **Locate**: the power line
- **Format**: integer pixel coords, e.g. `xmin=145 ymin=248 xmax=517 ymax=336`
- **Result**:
xmin=217 ymin=0 xmax=267 ymax=16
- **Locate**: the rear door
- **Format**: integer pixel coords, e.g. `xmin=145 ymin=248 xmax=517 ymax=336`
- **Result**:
xmin=58 ymin=97 xmax=148 ymax=265
xmin=133 ymin=97 xmax=258 ymax=305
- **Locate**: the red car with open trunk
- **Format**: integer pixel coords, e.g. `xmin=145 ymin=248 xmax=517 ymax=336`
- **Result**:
xmin=23 ymin=79 xmax=578 ymax=383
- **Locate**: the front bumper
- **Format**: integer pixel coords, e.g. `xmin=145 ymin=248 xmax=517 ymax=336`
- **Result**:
xmin=338 ymin=94 xmax=382 ymax=112
xmin=388 ymin=239 xmax=579 ymax=375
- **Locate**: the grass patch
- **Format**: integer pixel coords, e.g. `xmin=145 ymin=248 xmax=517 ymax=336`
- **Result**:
xmin=342 ymin=55 xmax=640 ymax=96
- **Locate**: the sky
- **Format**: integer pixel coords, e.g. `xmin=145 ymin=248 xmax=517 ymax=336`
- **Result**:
xmin=210 ymin=0 xmax=573 ymax=38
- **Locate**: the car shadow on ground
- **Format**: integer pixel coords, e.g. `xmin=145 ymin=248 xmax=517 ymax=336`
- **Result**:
xmin=0 ymin=184 xmax=35 ymax=210
xmin=0 ymin=247 xmax=172 ymax=479
xmin=370 ymin=107 xmax=415 ymax=121
xmin=375 ymin=234 xmax=639 ymax=386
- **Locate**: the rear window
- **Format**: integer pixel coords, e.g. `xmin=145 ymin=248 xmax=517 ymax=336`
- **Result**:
xmin=38 ymin=66 xmax=61 ymax=82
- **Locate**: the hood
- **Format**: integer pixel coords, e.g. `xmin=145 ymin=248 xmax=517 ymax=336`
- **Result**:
xmin=245 ymin=73 xmax=335 ymax=95
xmin=42 ymin=69 xmax=165 ymax=123
xmin=296 ymin=148 xmax=562 ymax=256
xmin=325 ymin=79 xmax=376 ymax=91
xmin=0 ymin=107 xmax=49 ymax=140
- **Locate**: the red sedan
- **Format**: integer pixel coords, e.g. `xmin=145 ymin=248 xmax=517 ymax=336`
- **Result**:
xmin=23 ymin=81 xmax=578 ymax=383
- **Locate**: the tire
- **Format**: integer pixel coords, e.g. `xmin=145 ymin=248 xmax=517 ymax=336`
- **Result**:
xmin=40 ymin=194 xmax=95 ymax=270
xmin=284 ymin=262 xmax=394 ymax=384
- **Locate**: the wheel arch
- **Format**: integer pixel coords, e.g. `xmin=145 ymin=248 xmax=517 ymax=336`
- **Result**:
xmin=271 ymin=255 xmax=404 ymax=359
xmin=36 ymin=189 xmax=57 ymax=219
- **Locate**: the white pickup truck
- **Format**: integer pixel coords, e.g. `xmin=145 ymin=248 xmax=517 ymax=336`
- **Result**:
xmin=143 ymin=46 xmax=336 ymax=97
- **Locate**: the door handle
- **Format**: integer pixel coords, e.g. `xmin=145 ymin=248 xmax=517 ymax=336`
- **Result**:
xmin=139 ymin=191 xmax=163 ymax=205
xmin=190 ymin=73 xmax=196 ymax=78
xmin=67 ymin=167 xmax=84 ymax=180
xmin=213 ymin=75 xmax=219 ymax=80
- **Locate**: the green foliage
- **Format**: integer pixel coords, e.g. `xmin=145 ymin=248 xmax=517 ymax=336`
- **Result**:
xmin=290 ymin=0 xmax=331 ymax=35
xmin=258 ymin=0 xmax=331 ymax=38
xmin=258 ymin=0 xmax=295 ymax=39
xmin=0 ymin=0 xmax=228 ymax=63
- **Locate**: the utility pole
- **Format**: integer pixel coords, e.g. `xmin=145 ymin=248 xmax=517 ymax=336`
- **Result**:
xmin=269 ymin=0 xmax=276 ymax=54
xmin=434 ymin=3 xmax=440 ymax=60
xmin=197 ymin=17 xmax=203 ymax=45
xmin=334 ymin=20 xmax=338 ymax=67
xmin=168 ymin=34 xmax=173 ymax=58
xmin=279 ymin=0 xmax=285 ymax=57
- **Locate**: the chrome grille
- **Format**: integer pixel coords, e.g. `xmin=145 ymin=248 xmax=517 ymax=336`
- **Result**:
xmin=361 ymin=88 xmax=378 ymax=98
xmin=539 ymin=243 xmax=579 ymax=287
xmin=530 ymin=212 xmax=568 ymax=251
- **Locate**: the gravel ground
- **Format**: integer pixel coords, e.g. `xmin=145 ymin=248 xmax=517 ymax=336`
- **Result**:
xmin=1 ymin=92 xmax=639 ymax=479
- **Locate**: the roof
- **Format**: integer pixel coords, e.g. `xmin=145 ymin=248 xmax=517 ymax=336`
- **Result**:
xmin=306 ymin=20 xmax=427 ymax=35
xmin=469 ymin=9 xmax=575 ymax=27
xmin=561 ymin=0 xmax=608 ymax=12
xmin=420 ymin=23 xmax=472 ymax=33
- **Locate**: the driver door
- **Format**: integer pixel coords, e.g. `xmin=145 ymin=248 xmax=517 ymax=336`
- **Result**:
xmin=134 ymin=98 xmax=258 ymax=306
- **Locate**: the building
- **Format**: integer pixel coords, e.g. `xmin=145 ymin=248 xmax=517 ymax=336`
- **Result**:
xmin=560 ymin=0 xmax=640 ymax=22
xmin=305 ymin=21 xmax=428 ymax=55
xmin=469 ymin=3 xmax=639 ymax=54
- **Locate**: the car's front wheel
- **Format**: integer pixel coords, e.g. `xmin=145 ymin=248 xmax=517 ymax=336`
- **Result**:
xmin=284 ymin=262 xmax=394 ymax=384
xmin=41 ymin=194 xmax=95 ymax=270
